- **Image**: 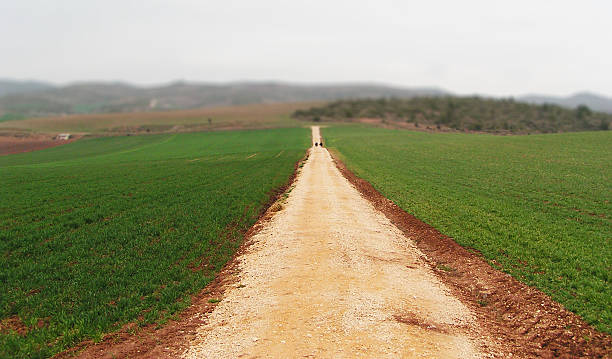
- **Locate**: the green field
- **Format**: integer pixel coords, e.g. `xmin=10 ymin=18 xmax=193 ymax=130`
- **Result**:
xmin=325 ymin=125 xmax=611 ymax=333
xmin=0 ymin=128 xmax=308 ymax=358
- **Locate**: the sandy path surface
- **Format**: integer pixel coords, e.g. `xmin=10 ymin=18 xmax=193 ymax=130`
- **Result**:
xmin=183 ymin=126 xmax=489 ymax=358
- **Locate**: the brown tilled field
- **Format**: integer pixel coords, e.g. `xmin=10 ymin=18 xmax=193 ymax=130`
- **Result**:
xmin=0 ymin=102 xmax=321 ymax=136
xmin=0 ymin=133 xmax=79 ymax=156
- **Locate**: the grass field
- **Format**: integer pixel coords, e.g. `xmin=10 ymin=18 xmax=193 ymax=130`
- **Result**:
xmin=325 ymin=125 xmax=611 ymax=333
xmin=0 ymin=102 xmax=319 ymax=135
xmin=0 ymin=127 xmax=309 ymax=358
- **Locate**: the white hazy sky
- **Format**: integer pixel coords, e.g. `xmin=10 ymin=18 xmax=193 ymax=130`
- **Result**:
xmin=1 ymin=0 xmax=610 ymax=97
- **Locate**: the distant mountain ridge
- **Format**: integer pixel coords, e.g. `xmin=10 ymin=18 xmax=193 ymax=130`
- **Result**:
xmin=0 ymin=79 xmax=611 ymax=116
xmin=0 ymin=81 xmax=447 ymax=116
xmin=519 ymin=92 xmax=612 ymax=114
xmin=0 ymin=79 xmax=56 ymax=97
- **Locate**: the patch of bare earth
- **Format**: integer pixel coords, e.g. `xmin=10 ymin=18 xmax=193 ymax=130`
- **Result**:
xmin=0 ymin=133 xmax=79 ymax=155
xmin=0 ymin=315 xmax=29 ymax=336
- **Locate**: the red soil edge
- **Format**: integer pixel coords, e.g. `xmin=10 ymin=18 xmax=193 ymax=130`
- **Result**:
xmin=0 ymin=134 xmax=80 ymax=156
xmin=329 ymin=149 xmax=611 ymax=359
xmin=53 ymin=151 xmax=310 ymax=359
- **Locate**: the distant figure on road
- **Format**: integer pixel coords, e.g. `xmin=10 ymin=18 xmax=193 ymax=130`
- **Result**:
xmin=319 ymin=141 xmax=323 ymax=147
xmin=314 ymin=142 xmax=318 ymax=147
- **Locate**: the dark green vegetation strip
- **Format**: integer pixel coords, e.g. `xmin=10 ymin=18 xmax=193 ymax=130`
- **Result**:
xmin=0 ymin=113 xmax=26 ymax=123
xmin=0 ymin=128 xmax=309 ymax=359
xmin=294 ymin=98 xmax=612 ymax=133
xmin=325 ymin=125 xmax=611 ymax=333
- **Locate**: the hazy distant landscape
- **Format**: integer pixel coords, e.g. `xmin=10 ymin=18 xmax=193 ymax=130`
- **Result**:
xmin=0 ymin=80 xmax=445 ymax=118
xmin=1 ymin=79 xmax=612 ymax=121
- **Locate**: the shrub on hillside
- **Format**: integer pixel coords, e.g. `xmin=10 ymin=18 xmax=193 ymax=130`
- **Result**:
xmin=292 ymin=97 xmax=612 ymax=134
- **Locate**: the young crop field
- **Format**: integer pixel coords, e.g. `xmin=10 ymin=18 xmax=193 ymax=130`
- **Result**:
xmin=324 ymin=125 xmax=611 ymax=334
xmin=0 ymin=127 xmax=309 ymax=358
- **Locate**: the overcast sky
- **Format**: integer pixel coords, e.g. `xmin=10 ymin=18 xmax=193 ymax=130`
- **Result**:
xmin=1 ymin=0 xmax=610 ymax=97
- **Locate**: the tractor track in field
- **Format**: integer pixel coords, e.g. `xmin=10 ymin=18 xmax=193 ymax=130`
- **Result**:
xmin=60 ymin=126 xmax=611 ymax=359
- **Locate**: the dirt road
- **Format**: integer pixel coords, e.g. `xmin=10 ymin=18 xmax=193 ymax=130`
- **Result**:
xmin=183 ymin=126 xmax=491 ymax=358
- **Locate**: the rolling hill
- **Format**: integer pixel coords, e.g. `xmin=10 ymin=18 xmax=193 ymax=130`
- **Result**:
xmin=293 ymin=97 xmax=612 ymax=133
xmin=0 ymin=79 xmax=55 ymax=97
xmin=520 ymin=92 xmax=612 ymax=114
xmin=0 ymin=81 xmax=447 ymax=117
xmin=2 ymin=79 xmax=611 ymax=121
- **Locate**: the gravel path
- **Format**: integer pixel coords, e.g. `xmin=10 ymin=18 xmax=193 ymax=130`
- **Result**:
xmin=183 ymin=126 xmax=488 ymax=358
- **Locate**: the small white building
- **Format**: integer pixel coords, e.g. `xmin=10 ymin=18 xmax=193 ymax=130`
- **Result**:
xmin=57 ymin=133 xmax=71 ymax=140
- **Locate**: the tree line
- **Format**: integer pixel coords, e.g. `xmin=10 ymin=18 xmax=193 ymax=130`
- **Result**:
xmin=293 ymin=97 xmax=611 ymax=133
